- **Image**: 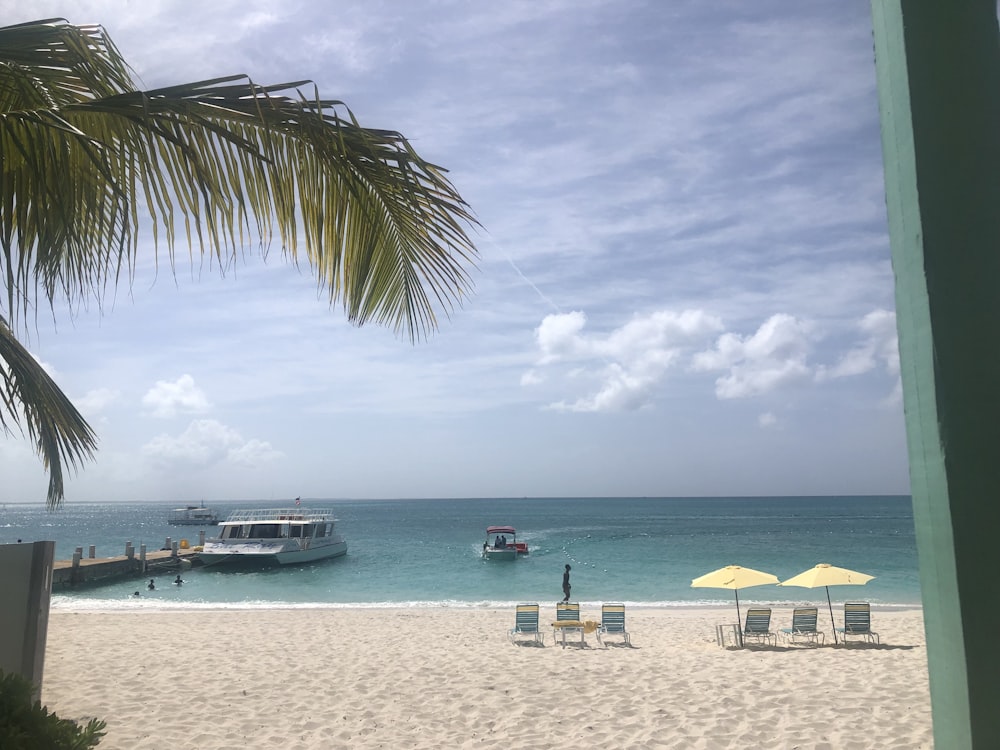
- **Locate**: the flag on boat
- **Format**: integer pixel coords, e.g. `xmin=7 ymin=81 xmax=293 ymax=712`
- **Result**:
xmin=295 ymin=497 xmax=301 ymax=506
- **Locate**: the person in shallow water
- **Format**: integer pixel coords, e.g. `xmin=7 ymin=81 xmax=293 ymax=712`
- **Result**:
xmin=174 ymin=575 xmax=183 ymax=585
xmin=562 ymin=564 xmax=572 ymax=602
xmin=147 ymin=578 xmax=155 ymax=591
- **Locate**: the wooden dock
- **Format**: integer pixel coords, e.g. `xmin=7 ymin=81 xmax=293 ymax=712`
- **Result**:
xmin=52 ymin=547 xmax=202 ymax=587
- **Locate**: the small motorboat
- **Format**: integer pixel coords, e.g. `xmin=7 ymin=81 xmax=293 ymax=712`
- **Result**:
xmin=482 ymin=525 xmax=528 ymax=560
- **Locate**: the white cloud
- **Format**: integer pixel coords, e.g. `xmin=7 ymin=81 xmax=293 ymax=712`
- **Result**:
xmin=536 ymin=311 xmax=589 ymax=364
xmin=715 ymin=359 xmax=813 ymax=400
xmin=141 ymin=419 xmax=281 ymax=469
xmin=548 ymin=362 xmax=661 ymax=413
xmin=520 ymin=369 xmax=544 ymax=386
xmin=759 ymin=412 xmax=778 ymax=428
xmin=227 ymin=439 xmax=284 ymax=467
xmin=692 ymin=313 xmax=815 ymax=399
xmin=821 ymin=346 xmax=875 ymax=379
xmin=861 ymin=309 xmax=901 ymax=377
xmin=75 ymin=388 xmax=120 ymax=416
xmin=531 ymin=309 xmax=724 ymax=412
xmin=882 ymin=378 xmax=904 ymax=409
xmin=815 ymin=309 xmax=901 ymax=406
xmin=819 ymin=309 xmax=899 ymax=380
xmin=142 ymin=374 xmax=211 ymax=418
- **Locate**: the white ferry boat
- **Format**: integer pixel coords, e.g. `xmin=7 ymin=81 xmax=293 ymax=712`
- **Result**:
xmin=167 ymin=504 xmax=220 ymax=525
xmin=199 ymin=507 xmax=347 ymax=567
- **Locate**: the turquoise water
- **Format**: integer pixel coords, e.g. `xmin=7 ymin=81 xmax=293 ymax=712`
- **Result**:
xmin=0 ymin=496 xmax=921 ymax=610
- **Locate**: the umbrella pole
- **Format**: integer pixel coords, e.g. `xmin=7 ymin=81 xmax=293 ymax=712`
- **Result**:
xmin=735 ymin=589 xmax=743 ymax=648
xmin=826 ymin=586 xmax=837 ymax=645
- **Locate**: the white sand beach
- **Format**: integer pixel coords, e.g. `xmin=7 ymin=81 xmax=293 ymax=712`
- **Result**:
xmin=42 ymin=607 xmax=932 ymax=750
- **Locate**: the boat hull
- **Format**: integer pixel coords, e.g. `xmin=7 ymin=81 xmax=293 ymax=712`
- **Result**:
xmin=199 ymin=539 xmax=347 ymax=567
xmin=483 ymin=548 xmax=517 ymax=561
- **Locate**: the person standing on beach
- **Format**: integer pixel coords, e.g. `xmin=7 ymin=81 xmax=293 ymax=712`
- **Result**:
xmin=562 ymin=564 xmax=572 ymax=602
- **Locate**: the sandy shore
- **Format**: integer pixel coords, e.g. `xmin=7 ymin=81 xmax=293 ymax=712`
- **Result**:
xmin=41 ymin=607 xmax=932 ymax=750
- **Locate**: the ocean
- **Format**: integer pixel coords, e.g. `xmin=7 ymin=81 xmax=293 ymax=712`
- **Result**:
xmin=0 ymin=496 xmax=921 ymax=611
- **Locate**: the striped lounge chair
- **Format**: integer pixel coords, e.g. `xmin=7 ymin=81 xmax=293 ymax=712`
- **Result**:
xmin=780 ymin=606 xmax=824 ymax=646
xmin=508 ymin=603 xmax=543 ymax=645
xmin=596 ymin=602 xmax=631 ymax=647
xmin=837 ymin=602 xmax=880 ymax=644
xmin=553 ymin=602 xmax=585 ymax=647
xmin=742 ymin=607 xmax=776 ymax=646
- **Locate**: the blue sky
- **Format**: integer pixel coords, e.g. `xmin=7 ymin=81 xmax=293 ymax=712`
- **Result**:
xmin=1 ymin=1 xmax=909 ymax=503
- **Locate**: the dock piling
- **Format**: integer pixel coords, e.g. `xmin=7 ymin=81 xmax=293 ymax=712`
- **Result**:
xmin=71 ymin=548 xmax=82 ymax=585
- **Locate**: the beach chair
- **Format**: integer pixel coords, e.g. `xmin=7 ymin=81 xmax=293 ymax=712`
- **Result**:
xmin=742 ymin=607 xmax=776 ymax=646
xmin=508 ymin=603 xmax=543 ymax=645
xmin=553 ymin=602 xmax=585 ymax=647
xmin=596 ymin=603 xmax=631 ymax=647
xmin=780 ymin=607 xmax=825 ymax=646
xmin=836 ymin=602 xmax=880 ymax=644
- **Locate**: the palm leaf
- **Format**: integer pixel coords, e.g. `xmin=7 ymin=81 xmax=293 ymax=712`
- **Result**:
xmin=0 ymin=315 xmax=96 ymax=508
xmin=0 ymin=19 xmax=479 ymax=507
xmin=1 ymin=59 xmax=480 ymax=338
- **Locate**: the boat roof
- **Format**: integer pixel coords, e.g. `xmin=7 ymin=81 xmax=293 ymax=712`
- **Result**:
xmin=221 ymin=508 xmax=335 ymax=524
xmin=486 ymin=525 xmax=516 ymax=534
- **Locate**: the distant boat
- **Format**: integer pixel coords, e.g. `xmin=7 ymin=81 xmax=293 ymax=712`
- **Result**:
xmin=198 ymin=507 xmax=347 ymax=567
xmin=167 ymin=504 xmax=220 ymax=525
xmin=482 ymin=525 xmax=528 ymax=560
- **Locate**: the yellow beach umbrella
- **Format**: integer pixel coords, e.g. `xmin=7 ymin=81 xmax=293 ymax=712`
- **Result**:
xmin=779 ymin=563 xmax=875 ymax=644
xmin=691 ymin=565 xmax=780 ymax=624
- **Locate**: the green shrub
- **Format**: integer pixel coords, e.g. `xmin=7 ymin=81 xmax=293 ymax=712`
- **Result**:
xmin=0 ymin=670 xmax=106 ymax=749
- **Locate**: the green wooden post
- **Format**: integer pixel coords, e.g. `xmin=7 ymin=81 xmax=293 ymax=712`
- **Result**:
xmin=871 ymin=2 xmax=1000 ymax=747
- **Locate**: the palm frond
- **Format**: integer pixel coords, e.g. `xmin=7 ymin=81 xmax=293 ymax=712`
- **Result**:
xmin=0 ymin=18 xmax=133 ymax=110
xmin=0 ymin=19 xmax=480 ymax=506
xmin=0 ymin=20 xmax=479 ymax=341
xmin=0 ymin=315 xmax=96 ymax=509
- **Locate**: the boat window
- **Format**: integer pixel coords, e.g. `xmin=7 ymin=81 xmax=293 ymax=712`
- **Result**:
xmin=250 ymin=524 xmax=280 ymax=539
xmin=289 ymin=525 xmax=302 ymax=538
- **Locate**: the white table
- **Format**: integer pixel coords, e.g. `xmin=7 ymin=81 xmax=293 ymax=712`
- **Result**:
xmin=715 ymin=623 xmax=743 ymax=648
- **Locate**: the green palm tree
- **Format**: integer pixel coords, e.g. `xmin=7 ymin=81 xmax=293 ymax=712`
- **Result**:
xmin=0 ymin=18 xmax=478 ymax=509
